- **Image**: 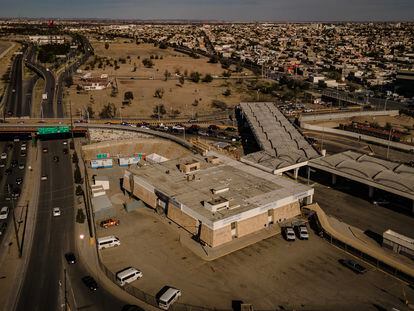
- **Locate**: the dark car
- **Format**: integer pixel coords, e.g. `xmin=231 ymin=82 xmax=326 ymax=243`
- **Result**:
xmin=82 ymin=276 xmax=98 ymax=291
xmin=12 ymin=188 xmax=21 ymax=198
xmin=0 ymin=222 xmax=7 ymax=236
xmin=339 ymin=259 xmax=367 ymax=274
xmin=5 ymin=168 xmax=12 ymax=176
xmin=65 ymin=252 xmax=77 ymax=264
xmin=63 ymin=148 xmax=69 ymax=154
xmin=15 ymin=177 xmax=23 ymax=185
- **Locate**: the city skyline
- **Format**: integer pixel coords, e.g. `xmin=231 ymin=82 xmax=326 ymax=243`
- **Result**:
xmin=0 ymin=0 xmax=413 ymax=21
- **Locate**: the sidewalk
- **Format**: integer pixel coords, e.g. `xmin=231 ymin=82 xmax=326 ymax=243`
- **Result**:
xmin=74 ymin=139 xmax=158 ymax=311
xmin=0 ymin=142 xmax=41 ymax=311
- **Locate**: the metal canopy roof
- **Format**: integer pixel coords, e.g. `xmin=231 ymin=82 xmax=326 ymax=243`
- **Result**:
xmin=240 ymin=102 xmax=319 ymax=172
xmin=309 ymin=150 xmax=414 ymax=200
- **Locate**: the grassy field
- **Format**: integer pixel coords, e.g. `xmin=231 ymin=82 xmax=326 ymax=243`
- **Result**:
xmin=66 ymin=39 xmax=262 ymax=119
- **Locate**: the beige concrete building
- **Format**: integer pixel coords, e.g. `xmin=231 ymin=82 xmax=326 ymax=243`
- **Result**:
xmin=123 ymin=152 xmax=314 ymax=248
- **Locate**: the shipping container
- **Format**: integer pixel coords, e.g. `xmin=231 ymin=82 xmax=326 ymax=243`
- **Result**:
xmin=91 ymin=158 xmax=113 ymax=169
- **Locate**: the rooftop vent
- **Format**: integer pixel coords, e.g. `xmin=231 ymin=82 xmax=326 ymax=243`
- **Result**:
xmin=203 ymin=196 xmax=230 ymax=212
xmin=211 ymin=187 xmax=229 ymax=195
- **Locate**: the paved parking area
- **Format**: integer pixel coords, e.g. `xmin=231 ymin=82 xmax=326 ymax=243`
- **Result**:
xmin=97 ymin=206 xmax=414 ymax=310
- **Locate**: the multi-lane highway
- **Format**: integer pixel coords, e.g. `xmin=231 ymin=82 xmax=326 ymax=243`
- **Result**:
xmin=5 ymin=52 xmax=24 ymax=117
xmin=15 ymin=139 xmax=124 ymax=311
xmin=25 ymin=45 xmax=56 ymax=118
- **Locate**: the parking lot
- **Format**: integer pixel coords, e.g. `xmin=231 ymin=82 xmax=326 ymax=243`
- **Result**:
xmin=96 ymin=204 xmax=414 ymax=310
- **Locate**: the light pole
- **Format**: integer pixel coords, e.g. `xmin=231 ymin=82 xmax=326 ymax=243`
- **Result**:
xmin=386 ymin=128 xmax=393 ymax=160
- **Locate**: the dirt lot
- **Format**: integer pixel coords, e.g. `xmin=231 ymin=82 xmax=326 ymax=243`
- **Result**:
xmin=66 ymin=39 xmax=258 ymax=119
xmin=87 ymin=161 xmax=414 ymax=311
xmin=0 ymin=41 xmax=20 ymax=98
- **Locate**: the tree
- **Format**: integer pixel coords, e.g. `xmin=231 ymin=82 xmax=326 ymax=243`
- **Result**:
xmin=223 ymin=71 xmax=231 ymax=78
xmin=76 ymin=185 xmax=84 ymax=196
xmin=76 ymin=208 xmax=86 ymax=223
xmin=104 ymin=42 xmax=109 ymax=50
xmin=179 ymin=76 xmax=185 ymax=85
xmin=211 ymin=100 xmax=228 ymax=111
xmin=87 ymin=106 xmax=95 ymax=118
xmin=154 ymin=88 xmax=164 ymax=99
xmin=99 ymin=103 xmax=117 ymax=119
xmin=64 ymin=76 xmax=73 ymax=87
xmin=153 ymin=104 xmax=167 ymax=117
xmin=223 ymin=89 xmax=232 ymax=97
xmin=192 ymin=99 xmax=199 ymax=107
xmin=124 ymin=91 xmax=134 ymax=101
xmin=190 ymin=71 xmax=201 ymax=83
xmin=164 ymin=70 xmax=171 ymax=81
xmin=159 ymin=42 xmax=168 ymax=49
xmin=74 ymin=164 xmax=82 ymax=184
xmin=208 ymin=55 xmax=219 ymax=63
xmin=72 ymin=151 xmax=79 ymax=164
xmin=202 ymin=74 xmax=213 ymax=83
xmin=142 ymin=58 xmax=154 ymax=68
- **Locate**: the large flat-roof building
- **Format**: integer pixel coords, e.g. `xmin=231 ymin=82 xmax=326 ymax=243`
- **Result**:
xmin=123 ymin=152 xmax=314 ymax=249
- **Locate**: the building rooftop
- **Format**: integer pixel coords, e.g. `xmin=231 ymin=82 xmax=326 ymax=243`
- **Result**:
xmin=309 ymin=150 xmax=414 ymax=199
xmin=128 ymin=152 xmax=313 ymax=226
xmin=240 ymin=102 xmax=319 ymax=173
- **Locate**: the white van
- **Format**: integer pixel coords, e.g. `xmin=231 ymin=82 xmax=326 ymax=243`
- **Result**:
xmin=97 ymin=236 xmax=120 ymax=250
xmin=116 ymin=267 xmax=143 ymax=286
xmin=157 ymin=287 xmax=181 ymax=310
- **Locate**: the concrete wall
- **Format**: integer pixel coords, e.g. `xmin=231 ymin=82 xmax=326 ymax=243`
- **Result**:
xmin=200 ymin=224 xmax=233 ymax=248
xmin=300 ymin=110 xmax=399 ymax=123
xmin=273 ymin=202 xmax=301 ymax=223
xmin=167 ymin=204 xmax=198 ymax=235
xmin=237 ymin=212 xmax=268 ymax=238
xmin=301 ymin=123 xmax=414 ymax=152
xmin=131 ymin=180 xmax=157 ymax=209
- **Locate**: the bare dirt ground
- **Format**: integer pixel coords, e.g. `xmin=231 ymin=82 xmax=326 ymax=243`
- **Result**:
xmin=65 ymin=39 xmax=258 ymax=119
xmin=0 ymin=41 xmax=20 ymax=99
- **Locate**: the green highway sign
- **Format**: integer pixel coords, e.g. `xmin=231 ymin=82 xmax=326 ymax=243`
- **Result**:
xmin=37 ymin=126 xmax=70 ymax=135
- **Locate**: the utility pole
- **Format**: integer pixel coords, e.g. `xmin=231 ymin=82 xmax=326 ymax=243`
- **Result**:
xmin=9 ymin=185 xmax=22 ymax=257
xmin=386 ymin=128 xmax=392 ymax=160
xmin=64 ymin=268 xmax=68 ymax=311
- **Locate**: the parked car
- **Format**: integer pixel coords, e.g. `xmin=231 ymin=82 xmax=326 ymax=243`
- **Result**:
xmin=41 ymin=175 xmax=48 ymax=181
xmin=42 ymin=147 xmax=48 ymax=153
xmin=15 ymin=177 xmax=23 ymax=185
xmin=0 ymin=222 xmax=7 ymax=235
xmin=64 ymin=252 xmax=76 ymax=264
xmin=338 ymin=259 xmax=367 ymax=274
xmin=283 ymin=227 xmax=296 ymax=241
xmin=0 ymin=206 xmax=9 ymax=220
xmin=12 ymin=188 xmax=21 ymax=198
xmin=18 ymin=163 xmax=25 ymax=170
xmin=63 ymin=148 xmax=69 ymax=154
xmin=100 ymin=218 xmax=120 ymax=229
xmin=295 ymin=224 xmax=309 ymax=240
xmin=1 ymin=153 xmax=7 ymax=160
xmin=53 ymin=207 xmax=61 ymax=217
xmin=82 ymin=276 xmax=98 ymax=291
xmin=0 ymin=161 xmax=5 ymax=168
xmin=20 ymin=152 xmax=26 ymax=157
xmin=5 ymin=168 xmax=12 ymax=176
xmin=11 ymin=160 xmax=18 ymax=168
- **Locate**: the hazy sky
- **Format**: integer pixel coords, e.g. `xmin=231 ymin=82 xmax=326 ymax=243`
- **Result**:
xmin=0 ymin=0 xmax=413 ymax=21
